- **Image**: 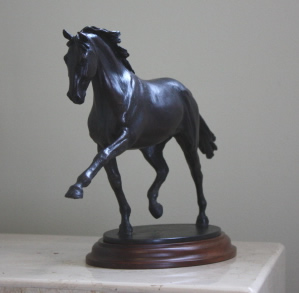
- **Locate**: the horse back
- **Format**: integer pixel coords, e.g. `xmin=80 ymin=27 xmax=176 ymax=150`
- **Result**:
xmin=128 ymin=77 xmax=200 ymax=148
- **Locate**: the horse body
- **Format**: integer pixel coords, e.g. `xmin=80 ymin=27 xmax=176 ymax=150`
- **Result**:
xmin=63 ymin=26 xmax=217 ymax=235
xmin=89 ymin=76 xmax=191 ymax=149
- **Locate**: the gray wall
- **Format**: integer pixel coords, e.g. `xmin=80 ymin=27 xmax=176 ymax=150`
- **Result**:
xmin=0 ymin=1 xmax=298 ymax=292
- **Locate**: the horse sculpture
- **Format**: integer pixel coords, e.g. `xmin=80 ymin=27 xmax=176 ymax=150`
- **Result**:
xmin=63 ymin=26 xmax=217 ymax=236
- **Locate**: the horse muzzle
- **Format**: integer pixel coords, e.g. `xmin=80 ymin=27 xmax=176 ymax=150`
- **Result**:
xmin=67 ymin=91 xmax=85 ymax=104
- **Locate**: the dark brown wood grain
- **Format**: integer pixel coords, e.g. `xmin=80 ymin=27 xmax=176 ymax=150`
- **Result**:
xmin=86 ymin=232 xmax=236 ymax=269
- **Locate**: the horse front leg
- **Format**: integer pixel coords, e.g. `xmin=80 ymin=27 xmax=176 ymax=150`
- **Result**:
xmin=104 ymin=158 xmax=132 ymax=236
xmin=65 ymin=128 xmax=131 ymax=200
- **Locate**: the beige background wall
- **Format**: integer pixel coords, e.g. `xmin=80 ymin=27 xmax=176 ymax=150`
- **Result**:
xmin=0 ymin=1 xmax=298 ymax=292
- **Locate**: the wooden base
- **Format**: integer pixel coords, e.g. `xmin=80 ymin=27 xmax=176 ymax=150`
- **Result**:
xmin=86 ymin=225 xmax=236 ymax=269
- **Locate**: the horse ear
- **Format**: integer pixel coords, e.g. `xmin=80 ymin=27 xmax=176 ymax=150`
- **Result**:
xmin=63 ymin=29 xmax=73 ymax=40
xmin=78 ymin=32 xmax=89 ymax=43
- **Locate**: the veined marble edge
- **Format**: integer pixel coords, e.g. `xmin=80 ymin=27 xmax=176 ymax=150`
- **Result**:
xmin=0 ymin=283 xmax=254 ymax=293
xmin=0 ymin=270 xmax=255 ymax=293
xmin=249 ymin=243 xmax=285 ymax=293
xmin=0 ymin=267 xmax=269 ymax=293
xmin=0 ymin=236 xmax=285 ymax=293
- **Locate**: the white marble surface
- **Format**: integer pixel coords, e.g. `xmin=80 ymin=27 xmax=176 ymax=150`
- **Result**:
xmin=0 ymin=234 xmax=285 ymax=293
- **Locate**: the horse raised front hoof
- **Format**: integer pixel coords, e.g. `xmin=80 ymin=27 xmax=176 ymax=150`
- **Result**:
xmin=65 ymin=185 xmax=84 ymax=199
xmin=149 ymin=202 xmax=163 ymax=219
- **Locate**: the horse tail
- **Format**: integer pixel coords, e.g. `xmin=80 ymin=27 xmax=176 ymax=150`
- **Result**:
xmin=198 ymin=115 xmax=217 ymax=159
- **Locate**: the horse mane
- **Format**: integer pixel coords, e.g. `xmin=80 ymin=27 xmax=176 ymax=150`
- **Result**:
xmin=81 ymin=26 xmax=135 ymax=74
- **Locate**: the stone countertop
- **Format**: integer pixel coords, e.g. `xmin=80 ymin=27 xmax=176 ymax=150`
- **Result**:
xmin=0 ymin=233 xmax=285 ymax=293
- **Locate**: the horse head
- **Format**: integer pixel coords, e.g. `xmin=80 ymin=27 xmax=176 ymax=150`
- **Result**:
xmin=63 ymin=30 xmax=97 ymax=104
xmin=63 ymin=27 xmax=135 ymax=105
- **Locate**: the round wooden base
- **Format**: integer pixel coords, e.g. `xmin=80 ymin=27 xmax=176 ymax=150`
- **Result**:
xmin=86 ymin=225 xmax=236 ymax=269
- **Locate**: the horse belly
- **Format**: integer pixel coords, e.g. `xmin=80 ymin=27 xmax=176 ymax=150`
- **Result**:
xmin=131 ymin=106 xmax=184 ymax=149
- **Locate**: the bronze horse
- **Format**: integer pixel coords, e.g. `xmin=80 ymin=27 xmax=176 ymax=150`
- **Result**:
xmin=63 ymin=26 xmax=217 ymax=236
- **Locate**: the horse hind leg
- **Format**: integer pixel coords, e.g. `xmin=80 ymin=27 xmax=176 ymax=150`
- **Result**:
xmin=141 ymin=142 xmax=169 ymax=219
xmin=104 ymin=158 xmax=132 ymax=236
xmin=175 ymin=136 xmax=209 ymax=227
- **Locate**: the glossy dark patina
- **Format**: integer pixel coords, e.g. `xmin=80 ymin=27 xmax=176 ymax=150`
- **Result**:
xmin=63 ymin=26 xmax=217 ymax=236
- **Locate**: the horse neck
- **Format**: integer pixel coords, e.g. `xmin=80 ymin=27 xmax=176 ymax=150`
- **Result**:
xmin=91 ymin=53 xmax=134 ymax=107
xmin=91 ymin=70 xmax=133 ymax=111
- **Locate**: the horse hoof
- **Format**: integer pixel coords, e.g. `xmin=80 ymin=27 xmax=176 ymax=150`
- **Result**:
xmin=65 ymin=185 xmax=83 ymax=199
xmin=149 ymin=202 xmax=163 ymax=219
xmin=118 ymin=223 xmax=133 ymax=236
xmin=196 ymin=215 xmax=209 ymax=227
